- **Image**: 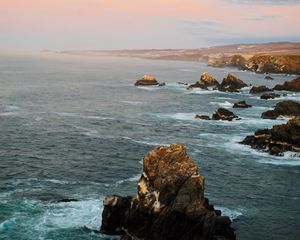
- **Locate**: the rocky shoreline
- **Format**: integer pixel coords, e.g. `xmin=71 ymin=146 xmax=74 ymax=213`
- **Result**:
xmin=100 ymin=144 xmax=236 ymax=240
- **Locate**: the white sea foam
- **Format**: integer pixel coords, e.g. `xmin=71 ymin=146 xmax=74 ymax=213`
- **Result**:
xmin=215 ymin=207 xmax=244 ymax=220
xmin=136 ymin=86 xmax=160 ymax=91
xmin=154 ymin=112 xmax=199 ymax=121
xmin=6 ymin=105 xmax=19 ymax=111
xmin=0 ymin=112 xmax=19 ymax=116
xmin=179 ymin=69 xmax=197 ymax=72
xmin=35 ymin=198 xmax=103 ymax=232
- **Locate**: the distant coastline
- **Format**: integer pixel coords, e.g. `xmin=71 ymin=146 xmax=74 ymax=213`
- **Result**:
xmin=56 ymin=42 xmax=300 ymax=75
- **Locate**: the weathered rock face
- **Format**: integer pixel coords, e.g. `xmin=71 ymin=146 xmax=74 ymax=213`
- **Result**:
xmin=240 ymin=117 xmax=300 ymax=156
xmin=261 ymin=100 xmax=300 ymax=119
xmin=260 ymin=93 xmax=281 ymax=100
xmin=249 ymin=85 xmax=273 ymax=94
xmin=217 ymin=73 xmax=247 ymax=92
xmin=212 ymin=108 xmax=239 ymax=121
xmin=208 ymin=55 xmax=300 ymax=75
xmin=135 ymin=75 xmax=159 ymax=86
xmin=188 ymin=72 xmax=219 ymax=90
xmin=100 ymin=144 xmax=236 ymax=240
xmin=273 ymin=76 xmax=300 ymax=92
xmin=233 ymin=100 xmax=252 ymax=108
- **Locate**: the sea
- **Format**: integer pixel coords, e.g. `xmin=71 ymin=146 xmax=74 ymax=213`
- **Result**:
xmin=0 ymin=52 xmax=299 ymax=240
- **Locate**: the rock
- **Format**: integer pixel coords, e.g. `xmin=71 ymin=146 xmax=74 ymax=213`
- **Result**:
xmin=135 ymin=75 xmax=159 ymax=86
xmin=158 ymin=82 xmax=166 ymax=86
xmin=195 ymin=114 xmax=211 ymax=120
xmin=177 ymin=82 xmax=188 ymax=86
xmin=233 ymin=100 xmax=252 ymax=108
xmin=261 ymin=100 xmax=300 ymax=119
xmin=240 ymin=117 xmax=300 ymax=156
xmin=265 ymin=75 xmax=274 ymax=80
xmin=212 ymin=108 xmax=239 ymax=121
xmin=273 ymin=76 xmax=300 ymax=92
xmin=217 ymin=73 xmax=247 ymax=92
xmin=100 ymin=144 xmax=236 ymax=240
xmin=188 ymin=72 xmax=219 ymax=90
xmin=260 ymin=93 xmax=281 ymax=100
xmin=249 ymin=85 xmax=273 ymax=94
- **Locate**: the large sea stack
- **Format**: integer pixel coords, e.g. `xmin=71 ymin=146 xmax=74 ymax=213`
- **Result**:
xmin=100 ymin=144 xmax=236 ymax=240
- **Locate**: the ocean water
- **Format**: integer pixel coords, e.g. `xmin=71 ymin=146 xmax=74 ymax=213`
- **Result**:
xmin=0 ymin=52 xmax=299 ymax=240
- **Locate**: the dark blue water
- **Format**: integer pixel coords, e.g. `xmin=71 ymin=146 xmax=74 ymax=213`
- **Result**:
xmin=0 ymin=53 xmax=299 ymax=240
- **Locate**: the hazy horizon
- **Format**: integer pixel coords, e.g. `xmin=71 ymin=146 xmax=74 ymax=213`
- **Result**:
xmin=1 ymin=0 xmax=300 ymax=51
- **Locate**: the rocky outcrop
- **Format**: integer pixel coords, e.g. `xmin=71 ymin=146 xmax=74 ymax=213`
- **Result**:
xmin=261 ymin=100 xmax=300 ymax=119
xmin=212 ymin=108 xmax=239 ymax=121
xmin=100 ymin=144 xmax=236 ymax=240
xmin=233 ymin=100 xmax=252 ymax=108
xmin=249 ymin=85 xmax=273 ymax=94
xmin=135 ymin=75 xmax=160 ymax=86
xmin=208 ymin=55 xmax=300 ymax=75
xmin=217 ymin=73 xmax=247 ymax=92
xmin=188 ymin=72 xmax=219 ymax=90
xmin=260 ymin=93 xmax=281 ymax=100
xmin=240 ymin=117 xmax=300 ymax=156
xmin=273 ymin=76 xmax=300 ymax=92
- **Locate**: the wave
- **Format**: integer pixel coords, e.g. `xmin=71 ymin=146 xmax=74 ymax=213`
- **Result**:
xmin=123 ymin=136 xmax=169 ymax=146
xmin=153 ymin=112 xmax=199 ymax=121
xmin=115 ymin=174 xmax=140 ymax=185
xmin=121 ymin=100 xmax=144 ymax=105
xmin=0 ymin=218 xmax=16 ymax=232
xmin=53 ymin=112 xmax=114 ymax=120
xmin=215 ymin=206 xmax=244 ymax=220
xmin=136 ymin=86 xmax=161 ymax=91
xmin=179 ymin=69 xmax=197 ymax=72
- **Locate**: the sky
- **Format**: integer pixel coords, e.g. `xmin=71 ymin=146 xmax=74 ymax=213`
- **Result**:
xmin=0 ymin=0 xmax=299 ymax=50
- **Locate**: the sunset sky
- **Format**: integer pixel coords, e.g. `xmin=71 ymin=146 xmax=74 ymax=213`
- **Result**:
xmin=0 ymin=0 xmax=299 ymax=50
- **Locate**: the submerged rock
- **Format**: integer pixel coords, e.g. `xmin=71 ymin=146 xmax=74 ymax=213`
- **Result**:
xmin=261 ymin=100 xmax=300 ymax=119
xmin=217 ymin=73 xmax=247 ymax=92
xmin=249 ymin=85 xmax=273 ymax=94
xmin=240 ymin=117 xmax=300 ymax=156
xmin=212 ymin=108 xmax=239 ymax=121
xmin=260 ymin=93 xmax=281 ymax=100
xmin=135 ymin=75 xmax=159 ymax=86
xmin=273 ymin=76 xmax=300 ymax=92
xmin=233 ymin=100 xmax=252 ymax=108
xmin=188 ymin=72 xmax=219 ymax=90
xmin=265 ymin=75 xmax=274 ymax=80
xmin=100 ymin=144 xmax=236 ymax=240
xmin=195 ymin=114 xmax=211 ymax=120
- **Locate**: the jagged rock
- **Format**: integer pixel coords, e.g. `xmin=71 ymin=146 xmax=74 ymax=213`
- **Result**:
xmin=240 ymin=117 xmax=300 ymax=156
xmin=135 ymin=75 xmax=159 ymax=86
xmin=195 ymin=114 xmax=211 ymax=120
xmin=217 ymin=73 xmax=247 ymax=92
xmin=188 ymin=72 xmax=219 ymax=90
xmin=250 ymin=85 xmax=273 ymax=94
xmin=273 ymin=76 xmax=300 ymax=92
xmin=233 ymin=100 xmax=252 ymax=108
xmin=265 ymin=75 xmax=274 ymax=80
xmin=158 ymin=82 xmax=166 ymax=86
xmin=212 ymin=108 xmax=239 ymax=121
xmin=260 ymin=93 xmax=281 ymax=100
xmin=100 ymin=144 xmax=236 ymax=240
xmin=261 ymin=100 xmax=300 ymax=119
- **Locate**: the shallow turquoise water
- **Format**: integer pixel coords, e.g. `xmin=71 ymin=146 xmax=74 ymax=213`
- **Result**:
xmin=0 ymin=53 xmax=299 ymax=240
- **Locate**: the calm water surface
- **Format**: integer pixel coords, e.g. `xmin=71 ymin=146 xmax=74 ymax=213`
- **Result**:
xmin=0 ymin=53 xmax=299 ymax=240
